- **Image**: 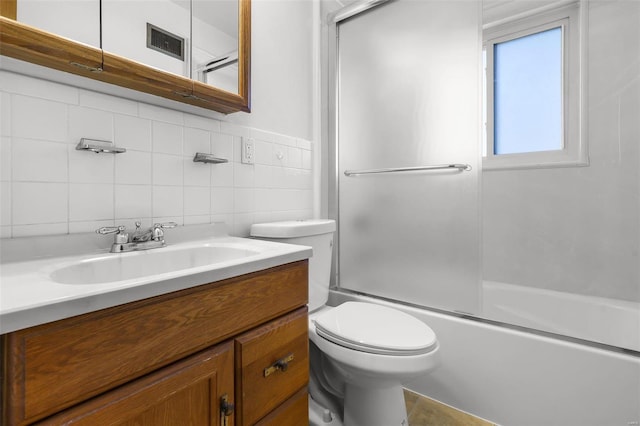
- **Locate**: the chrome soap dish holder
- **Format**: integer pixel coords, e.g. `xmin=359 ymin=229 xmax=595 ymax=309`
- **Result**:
xmin=76 ymin=138 xmax=126 ymax=154
xmin=193 ymin=152 xmax=228 ymax=164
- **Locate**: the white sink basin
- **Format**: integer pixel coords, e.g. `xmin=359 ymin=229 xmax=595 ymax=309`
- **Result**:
xmin=1 ymin=223 xmax=313 ymax=334
xmin=50 ymin=245 xmax=260 ymax=285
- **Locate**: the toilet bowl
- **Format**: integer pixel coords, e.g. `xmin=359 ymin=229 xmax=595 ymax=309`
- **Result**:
xmin=250 ymin=220 xmax=440 ymax=426
xmin=309 ymin=302 xmax=439 ymax=425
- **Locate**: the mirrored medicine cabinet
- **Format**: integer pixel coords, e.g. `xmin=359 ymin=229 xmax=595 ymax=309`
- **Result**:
xmin=0 ymin=0 xmax=250 ymax=114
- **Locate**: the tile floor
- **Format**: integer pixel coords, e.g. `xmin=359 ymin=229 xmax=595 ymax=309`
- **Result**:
xmin=405 ymin=390 xmax=496 ymax=426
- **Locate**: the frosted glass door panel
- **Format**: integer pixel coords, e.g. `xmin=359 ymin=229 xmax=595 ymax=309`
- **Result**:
xmin=337 ymin=0 xmax=481 ymax=314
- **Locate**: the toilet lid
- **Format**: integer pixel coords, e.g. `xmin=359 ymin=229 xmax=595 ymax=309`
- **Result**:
xmin=313 ymin=302 xmax=437 ymax=356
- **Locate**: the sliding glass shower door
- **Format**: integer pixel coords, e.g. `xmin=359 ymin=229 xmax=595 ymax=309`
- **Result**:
xmin=334 ymin=0 xmax=482 ymax=314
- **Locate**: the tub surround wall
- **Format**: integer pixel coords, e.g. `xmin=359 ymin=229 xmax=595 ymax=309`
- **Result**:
xmin=482 ymin=0 xmax=640 ymax=302
xmin=483 ymin=280 xmax=640 ymax=351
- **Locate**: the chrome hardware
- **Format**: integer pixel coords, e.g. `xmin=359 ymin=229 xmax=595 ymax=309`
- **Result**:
xmin=76 ymin=138 xmax=126 ymax=154
xmin=220 ymin=394 xmax=234 ymax=426
xmin=96 ymin=225 xmax=126 ymax=235
xmin=131 ymin=221 xmax=149 ymax=242
xmin=193 ymin=152 xmax=228 ymax=164
xmin=330 ymin=0 xmax=390 ymax=23
xmin=110 ymin=239 xmax=166 ymax=253
xmin=96 ymin=225 xmax=129 ymax=247
xmin=197 ymin=50 xmax=238 ymax=74
xmin=152 ymin=222 xmax=177 ymax=242
xmin=344 ymin=163 xmax=472 ymax=176
xmin=264 ymin=353 xmax=294 ymax=377
xmin=155 ymin=222 xmax=178 ymax=229
xmin=130 ymin=222 xmax=176 ymax=244
xmin=97 ymin=222 xmax=177 ymax=253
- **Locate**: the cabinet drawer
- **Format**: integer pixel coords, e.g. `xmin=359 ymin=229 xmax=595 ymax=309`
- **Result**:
xmin=2 ymin=261 xmax=308 ymax=426
xmin=235 ymin=308 xmax=309 ymax=426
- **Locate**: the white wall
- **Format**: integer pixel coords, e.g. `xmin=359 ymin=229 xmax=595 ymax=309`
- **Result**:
xmin=0 ymin=0 xmax=317 ymax=239
xmin=482 ymin=0 xmax=640 ymax=302
xmin=227 ymin=0 xmax=315 ymax=142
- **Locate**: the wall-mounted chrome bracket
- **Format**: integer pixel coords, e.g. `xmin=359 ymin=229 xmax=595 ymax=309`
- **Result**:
xmin=76 ymin=138 xmax=126 ymax=154
xmin=193 ymin=152 xmax=228 ymax=164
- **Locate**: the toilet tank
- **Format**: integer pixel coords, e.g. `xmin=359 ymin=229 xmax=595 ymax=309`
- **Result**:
xmin=250 ymin=220 xmax=336 ymax=312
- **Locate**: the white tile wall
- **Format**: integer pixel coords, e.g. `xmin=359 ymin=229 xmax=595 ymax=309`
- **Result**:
xmin=0 ymin=71 xmax=314 ymax=238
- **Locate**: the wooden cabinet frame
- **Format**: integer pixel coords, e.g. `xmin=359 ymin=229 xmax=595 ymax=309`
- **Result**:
xmin=0 ymin=0 xmax=251 ymax=114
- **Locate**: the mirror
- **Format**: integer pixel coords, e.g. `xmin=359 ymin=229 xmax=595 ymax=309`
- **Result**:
xmin=192 ymin=0 xmax=239 ymax=94
xmin=10 ymin=0 xmax=100 ymax=48
xmin=0 ymin=0 xmax=250 ymax=114
xmin=101 ymin=0 xmax=192 ymax=78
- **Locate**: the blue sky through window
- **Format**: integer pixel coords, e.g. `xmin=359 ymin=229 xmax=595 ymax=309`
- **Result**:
xmin=494 ymin=27 xmax=563 ymax=155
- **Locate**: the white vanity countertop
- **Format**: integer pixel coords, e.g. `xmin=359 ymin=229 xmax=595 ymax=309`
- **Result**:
xmin=0 ymin=224 xmax=311 ymax=334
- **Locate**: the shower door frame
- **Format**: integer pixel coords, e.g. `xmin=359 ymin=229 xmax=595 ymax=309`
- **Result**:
xmin=326 ymin=0 xmax=640 ymax=355
xmin=326 ymin=0 xmax=393 ymax=289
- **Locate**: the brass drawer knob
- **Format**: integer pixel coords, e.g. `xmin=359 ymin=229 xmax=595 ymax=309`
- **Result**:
xmin=264 ymin=353 xmax=295 ymax=377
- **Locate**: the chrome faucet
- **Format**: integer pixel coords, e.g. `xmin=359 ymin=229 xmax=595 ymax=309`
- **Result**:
xmin=96 ymin=222 xmax=177 ymax=253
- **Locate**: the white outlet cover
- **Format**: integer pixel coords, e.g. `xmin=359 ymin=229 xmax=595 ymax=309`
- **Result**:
xmin=241 ymin=137 xmax=255 ymax=164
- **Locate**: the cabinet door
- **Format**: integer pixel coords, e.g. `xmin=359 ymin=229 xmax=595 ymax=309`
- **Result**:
xmin=36 ymin=342 xmax=235 ymax=426
xmin=235 ymin=307 xmax=309 ymax=425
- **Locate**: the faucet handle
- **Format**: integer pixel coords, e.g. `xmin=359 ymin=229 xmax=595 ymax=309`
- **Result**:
xmin=96 ymin=225 xmax=129 ymax=244
xmin=152 ymin=222 xmax=177 ymax=242
xmin=96 ymin=225 xmax=126 ymax=235
xmin=153 ymin=222 xmax=177 ymax=229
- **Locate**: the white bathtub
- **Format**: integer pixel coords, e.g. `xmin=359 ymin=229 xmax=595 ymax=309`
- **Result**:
xmin=331 ymin=290 xmax=640 ymax=426
xmin=483 ymin=280 xmax=640 ymax=352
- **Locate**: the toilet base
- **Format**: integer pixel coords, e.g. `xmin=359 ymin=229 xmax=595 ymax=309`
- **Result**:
xmin=309 ymin=395 xmax=343 ymax=426
xmin=343 ymin=383 xmax=408 ymax=426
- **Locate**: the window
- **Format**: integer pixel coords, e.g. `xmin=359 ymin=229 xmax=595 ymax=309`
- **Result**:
xmin=483 ymin=2 xmax=587 ymax=170
xmin=494 ymin=27 xmax=563 ymax=155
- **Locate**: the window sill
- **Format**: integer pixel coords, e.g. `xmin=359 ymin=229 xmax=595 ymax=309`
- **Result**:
xmin=482 ymin=151 xmax=589 ymax=171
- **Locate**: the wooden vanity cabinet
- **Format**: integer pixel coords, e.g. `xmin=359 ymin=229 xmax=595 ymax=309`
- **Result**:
xmin=1 ymin=260 xmax=309 ymax=426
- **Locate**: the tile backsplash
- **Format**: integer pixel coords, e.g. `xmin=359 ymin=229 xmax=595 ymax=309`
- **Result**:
xmin=0 ymin=71 xmax=313 ymax=238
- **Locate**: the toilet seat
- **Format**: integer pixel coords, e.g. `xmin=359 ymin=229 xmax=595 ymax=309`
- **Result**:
xmin=313 ymin=302 xmax=437 ymax=356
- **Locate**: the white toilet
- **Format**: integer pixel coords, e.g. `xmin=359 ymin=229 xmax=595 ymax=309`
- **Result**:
xmin=250 ymin=219 xmax=439 ymax=426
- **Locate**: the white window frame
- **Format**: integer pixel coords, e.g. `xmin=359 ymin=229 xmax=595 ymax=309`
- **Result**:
xmin=483 ymin=1 xmax=588 ymax=171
